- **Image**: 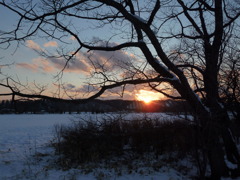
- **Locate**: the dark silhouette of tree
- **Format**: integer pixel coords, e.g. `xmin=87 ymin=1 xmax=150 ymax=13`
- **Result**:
xmin=0 ymin=0 xmax=240 ymax=178
xmin=219 ymin=41 xmax=240 ymax=120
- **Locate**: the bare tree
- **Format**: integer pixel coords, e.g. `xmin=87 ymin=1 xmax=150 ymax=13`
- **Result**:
xmin=219 ymin=37 xmax=240 ymax=120
xmin=0 ymin=0 xmax=240 ymax=178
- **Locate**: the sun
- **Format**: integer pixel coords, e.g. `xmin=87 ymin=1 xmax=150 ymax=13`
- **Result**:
xmin=135 ymin=90 xmax=163 ymax=104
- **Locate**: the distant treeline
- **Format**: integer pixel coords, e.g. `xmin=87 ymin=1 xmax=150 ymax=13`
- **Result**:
xmin=0 ymin=99 xmax=192 ymax=114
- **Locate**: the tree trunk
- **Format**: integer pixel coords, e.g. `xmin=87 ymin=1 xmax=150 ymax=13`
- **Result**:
xmin=208 ymin=137 xmax=229 ymax=179
xmin=202 ymin=106 xmax=240 ymax=179
xmin=222 ymin=128 xmax=240 ymax=165
xmin=205 ymin=120 xmax=229 ymax=179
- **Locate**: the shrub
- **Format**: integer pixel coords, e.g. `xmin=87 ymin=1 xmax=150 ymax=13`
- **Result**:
xmin=51 ymin=114 xmax=196 ymax=168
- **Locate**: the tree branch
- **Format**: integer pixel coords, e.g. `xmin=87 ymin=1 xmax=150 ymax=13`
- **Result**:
xmin=176 ymin=64 xmax=204 ymax=75
xmin=147 ymin=0 xmax=160 ymax=26
xmin=0 ymin=76 xmax=177 ymax=103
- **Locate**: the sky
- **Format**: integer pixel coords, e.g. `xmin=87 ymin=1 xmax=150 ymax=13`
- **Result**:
xmin=0 ymin=1 xmax=166 ymax=102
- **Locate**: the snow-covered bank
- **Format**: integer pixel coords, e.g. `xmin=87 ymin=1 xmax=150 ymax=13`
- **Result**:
xmin=0 ymin=113 xmax=195 ymax=179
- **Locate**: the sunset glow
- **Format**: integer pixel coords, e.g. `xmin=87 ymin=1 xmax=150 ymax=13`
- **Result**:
xmin=135 ymin=90 xmax=163 ymax=103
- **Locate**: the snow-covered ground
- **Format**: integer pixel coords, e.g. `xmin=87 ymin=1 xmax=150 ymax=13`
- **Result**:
xmin=0 ymin=113 xmax=210 ymax=179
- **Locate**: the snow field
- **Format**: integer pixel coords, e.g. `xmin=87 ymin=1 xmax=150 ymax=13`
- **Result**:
xmin=0 ymin=113 xmax=195 ymax=179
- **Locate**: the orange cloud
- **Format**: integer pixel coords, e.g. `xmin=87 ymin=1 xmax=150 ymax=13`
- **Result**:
xmin=69 ymin=36 xmax=76 ymax=40
xmin=16 ymin=53 xmax=91 ymax=74
xmin=21 ymin=40 xmax=139 ymax=76
xmin=33 ymin=58 xmax=55 ymax=72
xmin=43 ymin=41 xmax=58 ymax=47
xmin=16 ymin=57 xmax=55 ymax=73
xmin=16 ymin=63 xmax=39 ymax=72
xmin=26 ymin=40 xmax=42 ymax=51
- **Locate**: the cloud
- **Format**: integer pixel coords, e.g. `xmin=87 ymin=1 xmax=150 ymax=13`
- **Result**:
xmin=50 ymin=83 xmax=139 ymax=100
xmin=96 ymin=42 xmax=133 ymax=63
xmin=16 ymin=63 xmax=39 ymax=72
xmin=43 ymin=41 xmax=58 ymax=47
xmin=85 ymin=41 xmax=138 ymax=72
xmin=26 ymin=40 xmax=42 ymax=51
xmin=21 ymin=40 xmax=139 ymax=75
xmin=16 ymin=49 xmax=93 ymax=74
xmin=49 ymin=53 xmax=91 ymax=74
xmin=76 ymin=84 xmax=99 ymax=92
xmin=16 ymin=57 xmax=55 ymax=73
xmin=36 ymin=58 xmax=55 ymax=72
xmin=58 ymin=84 xmax=100 ymax=99
xmin=22 ymin=39 xmax=92 ymax=74
xmin=64 ymin=83 xmax=76 ymax=89
xmin=69 ymin=36 xmax=76 ymax=41
xmin=26 ymin=40 xmax=58 ymax=51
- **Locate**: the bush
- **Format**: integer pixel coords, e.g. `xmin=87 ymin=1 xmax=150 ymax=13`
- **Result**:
xmin=52 ymin=114 xmax=196 ymax=168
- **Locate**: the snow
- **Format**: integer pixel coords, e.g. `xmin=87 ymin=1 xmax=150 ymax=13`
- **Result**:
xmin=224 ymin=156 xmax=238 ymax=170
xmin=131 ymin=14 xmax=147 ymax=24
xmin=153 ymin=58 xmax=169 ymax=71
xmin=168 ymin=76 xmax=180 ymax=83
xmin=0 ymin=113 xmax=194 ymax=179
xmin=152 ymin=59 xmax=181 ymax=83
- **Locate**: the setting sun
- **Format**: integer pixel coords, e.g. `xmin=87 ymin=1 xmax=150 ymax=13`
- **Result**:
xmin=135 ymin=90 xmax=163 ymax=104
